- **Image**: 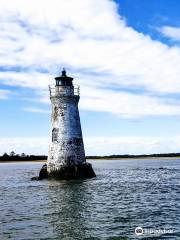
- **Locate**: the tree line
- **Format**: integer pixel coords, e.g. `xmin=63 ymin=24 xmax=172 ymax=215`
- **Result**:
xmin=0 ymin=151 xmax=180 ymax=162
xmin=86 ymin=153 xmax=180 ymax=159
xmin=0 ymin=151 xmax=47 ymax=161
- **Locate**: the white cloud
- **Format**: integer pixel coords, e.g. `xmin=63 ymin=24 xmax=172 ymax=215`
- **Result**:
xmin=0 ymin=71 xmax=52 ymax=89
xmin=79 ymin=86 xmax=180 ymax=118
xmin=0 ymin=0 xmax=180 ymax=117
xmin=22 ymin=107 xmax=50 ymax=114
xmin=84 ymin=136 xmax=180 ymax=155
xmin=159 ymin=26 xmax=180 ymax=41
xmin=0 ymin=137 xmax=48 ymax=155
xmin=0 ymin=89 xmax=11 ymax=99
xmin=0 ymin=136 xmax=180 ymax=155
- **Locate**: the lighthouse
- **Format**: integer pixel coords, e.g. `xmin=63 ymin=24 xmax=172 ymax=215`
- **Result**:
xmin=46 ymin=69 xmax=96 ymax=180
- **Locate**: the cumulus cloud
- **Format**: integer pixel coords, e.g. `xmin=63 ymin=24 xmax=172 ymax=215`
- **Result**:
xmin=22 ymin=107 xmax=50 ymax=114
xmin=84 ymin=136 xmax=180 ymax=155
xmin=0 ymin=0 xmax=180 ymax=118
xmin=0 ymin=137 xmax=48 ymax=155
xmin=1 ymin=136 xmax=180 ymax=155
xmin=79 ymin=86 xmax=180 ymax=117
xmin=159 ymin=26 xmax=180 ymax=41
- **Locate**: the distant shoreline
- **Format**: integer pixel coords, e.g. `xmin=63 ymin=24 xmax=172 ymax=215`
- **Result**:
xmin=0 ymin=156 xmax=180 ymax=163
xmin=89 ymin=156 xmax=180 ymax=160
xmin=0 ymin=160 xmax=46 ymax=163
xmin=0 ymin=151 xmax=180 ymax=163
xmin=1 ymin=152 xmax=180 ymax=163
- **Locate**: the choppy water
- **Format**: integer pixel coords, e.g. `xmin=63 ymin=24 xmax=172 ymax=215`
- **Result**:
xmin=0 ymin=159 xmax=180 ymax=240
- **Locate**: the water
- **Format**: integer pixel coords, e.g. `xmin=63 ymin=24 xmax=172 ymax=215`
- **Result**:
xmin=0 ymin=159 xmax=180 ymax=240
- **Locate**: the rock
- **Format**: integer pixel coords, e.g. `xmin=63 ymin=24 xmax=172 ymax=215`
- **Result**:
xmin=48 ymin=162 xmax=96 ymax=180
xmin=31 ymin=176 xmax=39 ymax=181
xmin=38 ymin=164 xmax=48 ymax=180
xmin=31 ymin=162 xmax=95 ymax=180
xmin=31 ymin=164 xmax=48 ymax=180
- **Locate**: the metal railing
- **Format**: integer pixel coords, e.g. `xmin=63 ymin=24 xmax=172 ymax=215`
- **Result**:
xmin=49 ymin=84 xmax=80 ymax=97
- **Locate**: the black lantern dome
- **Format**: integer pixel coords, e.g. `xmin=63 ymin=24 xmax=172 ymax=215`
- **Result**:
xmin=55 ymin=68 xmax=73 ymax=86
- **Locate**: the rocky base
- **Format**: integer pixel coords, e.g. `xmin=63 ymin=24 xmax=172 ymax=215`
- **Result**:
xmin=31 ymin=162 xmax=96 ymax=180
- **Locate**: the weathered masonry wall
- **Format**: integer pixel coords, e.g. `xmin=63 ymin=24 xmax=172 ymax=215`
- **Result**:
xmin=47 ymin=88 xmax=86 ymax=172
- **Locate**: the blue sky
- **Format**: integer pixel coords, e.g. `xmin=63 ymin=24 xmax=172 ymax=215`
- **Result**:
xmin=117 ymin=0 xmax=180 ymax=44
xmin=0 ymin=0 xmax=180 ymax=155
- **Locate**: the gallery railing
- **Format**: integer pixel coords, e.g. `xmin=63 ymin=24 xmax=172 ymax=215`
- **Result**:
xmin=49 ymin=85 xmax=80 ymax=97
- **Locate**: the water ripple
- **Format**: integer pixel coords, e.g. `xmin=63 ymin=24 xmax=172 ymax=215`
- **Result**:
xmin=0 ymin=159 xmax=180 ymax=239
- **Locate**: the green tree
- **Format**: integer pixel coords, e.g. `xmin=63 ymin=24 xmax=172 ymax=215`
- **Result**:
xmin=10 ymin=151 xmax=15 ymax=156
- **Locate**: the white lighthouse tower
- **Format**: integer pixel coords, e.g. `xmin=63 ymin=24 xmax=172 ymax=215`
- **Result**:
xmin=46 ymin=69 xmax=95 ymax=179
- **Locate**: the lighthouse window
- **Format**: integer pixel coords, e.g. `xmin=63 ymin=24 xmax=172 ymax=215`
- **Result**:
xmin=52 ymin=128 xmax=59 ymax=142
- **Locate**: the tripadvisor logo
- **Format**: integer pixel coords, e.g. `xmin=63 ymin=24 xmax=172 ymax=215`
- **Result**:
xmin=135 ymin=226 xmax=174 ymax=236
xmin=135 ymin=227 xmax=144 ymax=236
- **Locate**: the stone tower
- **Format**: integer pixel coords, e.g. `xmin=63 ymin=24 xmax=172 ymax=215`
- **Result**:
xmin=46 ymin=69 xmax=95 ymax=179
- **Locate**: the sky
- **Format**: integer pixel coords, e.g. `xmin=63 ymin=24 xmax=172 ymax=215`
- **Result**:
xmin=0 ymin=0 xmax=180 ymax=156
